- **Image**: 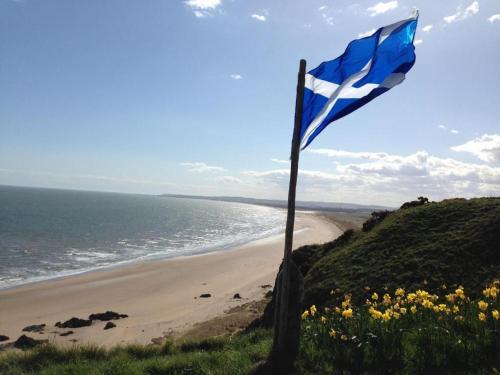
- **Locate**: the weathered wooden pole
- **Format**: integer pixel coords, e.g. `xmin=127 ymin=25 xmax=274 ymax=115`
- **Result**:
xmin=272 ymin=59 xmax=306 ymax=363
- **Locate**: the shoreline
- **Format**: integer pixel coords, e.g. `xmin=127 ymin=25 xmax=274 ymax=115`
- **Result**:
xmin=0 ymin=212 xmax=343 ymax=349
xmin=0 ymin=218 xmax=287 ymax=293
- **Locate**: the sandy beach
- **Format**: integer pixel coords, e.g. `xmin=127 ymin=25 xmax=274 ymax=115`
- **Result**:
xmin=0 ymin=212 xmax=342 ymax=348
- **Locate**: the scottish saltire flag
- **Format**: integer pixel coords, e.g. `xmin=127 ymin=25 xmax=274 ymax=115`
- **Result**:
xmin=300 ymin=11 xmax=418 ymax=150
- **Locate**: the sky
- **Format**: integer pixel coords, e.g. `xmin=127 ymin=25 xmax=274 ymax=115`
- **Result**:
xmin=1 ymin=0 xmax=499 ymax=206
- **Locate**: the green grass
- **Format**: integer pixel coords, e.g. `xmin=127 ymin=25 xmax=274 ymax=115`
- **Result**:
xmin=0 ymin=330 xmax=272 ymax=375
xmin=298 ymin=198 xmax=500 ymax=308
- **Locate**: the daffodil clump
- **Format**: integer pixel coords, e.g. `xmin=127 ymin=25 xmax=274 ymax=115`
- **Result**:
xmin=299 ymin=281 xmax=500 ymax=374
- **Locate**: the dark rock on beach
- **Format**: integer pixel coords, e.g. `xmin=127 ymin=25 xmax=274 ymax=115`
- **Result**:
xmin=89 ymin=311 xmax=128 ymax=321
xmin=104 ymin=322 xmax=116 ymax=330
xmin=260 ymin=284 xmax=272 ymax=289
xmin=0 ymin=335 xmax=9 ymax=342
xmin=22 ymin=324 xmax=46 ymax=333
xmin=59 ymin=331 xmax=74 ymax=337
xmin=199 ymin=293 xmax=211 ymax=298
xmin=233 ymin=293 xmax=242 ymax=299
xmin=14 ymin=335 xmax=47 ymax=350
xmin=56 ymin=317 xmax=92 ymax=328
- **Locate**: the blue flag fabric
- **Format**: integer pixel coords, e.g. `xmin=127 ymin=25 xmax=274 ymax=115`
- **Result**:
xmin=300 ymin=12 xmax=418 ymax=150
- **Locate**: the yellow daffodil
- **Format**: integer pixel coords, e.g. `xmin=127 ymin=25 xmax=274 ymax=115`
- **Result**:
xmin=490 ymin=286 xmax=498 ymax=299
xmin=342 ymin=308 xmax=353 ymax=319
xmin=478 ymin=312 xmax=487 ymax=322
xmin=455 ymin=288 xmax=465 ymax=299
xmin=301 ymin=310 xmax=309 ymax=320
xmin=422 ymin=300 xmax=434 ymax=309
xmin=321 ymin=316 xmax=327 ymax=324
xmin=410 ymin=305 xmax=417 ymax=314
xmin=310 ymin=305 xmax=317 ymax=316
xmin=340 ymin=334 xmax=348 ymax=341
xmin=446 ymin=293 xmax=456 ymax=303
xmin=407 ymin=293 xmax=416 ymax=302
xmin=492 ymin=309 xmax=499 ymax=320
xmin=383 ymin=293 xmax=392 ymax=305
xmin=452 ymin=305 xmax=460 ymax=314
xmin=335 ymin=307 xmax=341 ymax=314
xmin=400 ymin=307 xmax=407 ymax=315
xmin=395 ymin=288 xmax=405 ymax=297
xmin=478 ymin=300 xmax=488 ymax=311
xmin=371 ymin=292 xmax=379 ymax=301
xmin=329 ymin=328 xmax=337 ymax=338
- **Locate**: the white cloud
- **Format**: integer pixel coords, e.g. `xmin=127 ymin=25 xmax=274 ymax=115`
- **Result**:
xmin=422 ymin=24 xmax=433 ymax=32
xmin=444 ymin=1 xmax=479 ymax=24
xmin=488 ymin=14 xmax=500 ymax=23
xmin=193 ymin=10 xmax=207 ymax=18
xmin=451 ymin=134 xmax=500 ymax=164
xmin=251 ymin=14 xmax=267 ymax=22
xmin=358 ymin=28 xmax=376 ymax=38
xmin=414 ymin=39 xmax=423 ymax=45
xmin=185 ymin=0 xmax=221 ymax=17
xmin=321 ymin=13 xmax=334 ymax=25
xmin=271 ymin=158 xmax=289 ymax=164
xmin=230 ymin=74 xmax=243 ymax=80
xmin=464 ymin=1 xmax=480 ymax=17
xmin=252 ymin=148 xmax=500 ymax=203
xmin=367 ymin=1 xmax=398 ymax=17
xmin=318 ymin=6 xmax=334 ymax=25
xmin=308 ymin=148 xmax=390 ymax=160
xmin=180 ymin=162 xmax=226 ymax=173
xmin=185 ymin=0 xmax=221 ymax=10
xmin=437 ymin=124 xmax=460 ymax=135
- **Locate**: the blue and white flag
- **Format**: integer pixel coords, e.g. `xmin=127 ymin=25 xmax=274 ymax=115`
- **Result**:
xmin=300 ymin=11 xmax=418 ymax=150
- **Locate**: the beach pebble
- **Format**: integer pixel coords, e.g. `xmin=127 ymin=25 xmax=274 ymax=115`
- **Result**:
xmin=104 ymin=322 xmax=116 ymax=330
xmin=22 ymin=324 xmax=46 ymax=333
xmin=89 ymin=311 xmax=128 ymax=321
xmin=199 ymin=293 xmax=212 ymax=298
xmin=0 ymin=335 xmax=9 ymax=342
xmin=14 ymin=335 xmax=47 ymax=350
xmin=233 ymin=293 xmax=242 ymax=299
xmin=260 ymin=284 xmax=272 ymax=289
xmin=59 ymin=331 xmax=74 ymax=337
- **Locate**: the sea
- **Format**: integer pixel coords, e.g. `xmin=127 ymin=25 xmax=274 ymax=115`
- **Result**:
xmin=0 ymin=185 xmax=286 ymax=290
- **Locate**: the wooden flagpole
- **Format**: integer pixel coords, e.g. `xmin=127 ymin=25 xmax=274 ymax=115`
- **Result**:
xmin=272 ymin=59 xmax=306 ymax=361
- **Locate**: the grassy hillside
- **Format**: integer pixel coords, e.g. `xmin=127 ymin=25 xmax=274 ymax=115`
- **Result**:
xmin=298 ymin=197 xmax=500 ymax=308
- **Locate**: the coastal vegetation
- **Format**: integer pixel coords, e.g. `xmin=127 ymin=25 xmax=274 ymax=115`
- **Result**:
xmin=1 ymin=197 xmax=499 ymax=374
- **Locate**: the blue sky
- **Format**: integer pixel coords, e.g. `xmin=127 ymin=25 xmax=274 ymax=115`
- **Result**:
xmin=1 ymin=0 xmax=499 ymax=206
